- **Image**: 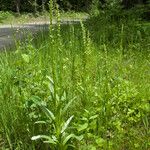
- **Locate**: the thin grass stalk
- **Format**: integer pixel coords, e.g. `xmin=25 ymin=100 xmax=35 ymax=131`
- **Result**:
xmin=55 ymin=3 xmax=61 ymax=38
xmin=70 ymin=25 xmax=76 ymax=95
xmin=49 ymin=0 xmax=53 ymax=35
xmin=120 ymin=24 xmax=124 ymax=55
xmin=0 ymin=114 xmax=12 ymax=150
xmin=80 ymin=20 xmax=87 ymax=70
xmin=48 ymin=0 xmax=57 ymax=107
xmin=103 ymin=44 xmax=112 ymax=149
xmin=55 ymin=2 xmax=63 ymax=91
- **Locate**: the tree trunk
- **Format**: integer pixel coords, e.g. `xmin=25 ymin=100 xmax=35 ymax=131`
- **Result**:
xmin=42 ymin=0 xmax=45 ymax=12
xmin=34 ymin=0 xmax=37 ymax=13
xmin=16 ymin=0 xmax=20 ymax=14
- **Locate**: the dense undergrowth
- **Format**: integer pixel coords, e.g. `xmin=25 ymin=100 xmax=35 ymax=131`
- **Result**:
xmin=0 ymin=10 xmax=150 ymax=150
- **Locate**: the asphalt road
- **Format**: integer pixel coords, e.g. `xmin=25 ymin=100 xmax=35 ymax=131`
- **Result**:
xmin=0 ymin=17 xmax=88 ymax=50
xmin=0 ymin=24 xmax=42 ymax=50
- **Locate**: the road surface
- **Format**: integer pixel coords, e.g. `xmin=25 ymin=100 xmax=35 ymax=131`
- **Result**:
xmin=0 ymin=17 xmax=88 ymax=50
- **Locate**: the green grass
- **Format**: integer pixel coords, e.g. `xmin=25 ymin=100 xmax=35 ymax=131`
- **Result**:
xmin=0 ymin=14 xmax=150 ymax=149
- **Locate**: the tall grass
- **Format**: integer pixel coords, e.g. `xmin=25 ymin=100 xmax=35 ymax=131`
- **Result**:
xmin=0 ymin=9 xmax=150 ymax=150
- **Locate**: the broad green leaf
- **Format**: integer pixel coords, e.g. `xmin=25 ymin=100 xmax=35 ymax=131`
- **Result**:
xmin=52 ymin=135 xmax=57 ymax=141
xmin=21 ymin=54 xmax=29 ymax=63
xmin=61 ymin=91 xmax=67 ymax=101
xmin=91 ymin=146 xmax=97 ymax=150
xmin=31 ymin=135 xmax=56 ymax=144
xmin=61 ymin=115 xmax=74 ymax=134
xmin=41 ymin=106 xmax=55 ymax=120
xmin=35 ymin=121 xmax=47 ymax=124
xmin=43 ymin=140 xmax=57 ymax=144
xmin=31 ymin=135 xmax=48 ymax=140
xmin=96 ymin=138 xmax=106 ymax=146
xmin=63 ymin=134 xmax=83 ymax=145
xmin=46 ymin=76 xmax=54 ymax=85
xmin=81 ymin=117 xmax=88 ymax=121
xmin=77 ymin=123 xmax=88 ymax=132
xmin=46 ymin=76 xmax=54 ymax=94
xmin=62 ymin=97 xmax=76 ymax=115
xmin=84 ymin=109 xmax=89 ymax=114
xmin=89 ymin=115 xmax=98 ymax=120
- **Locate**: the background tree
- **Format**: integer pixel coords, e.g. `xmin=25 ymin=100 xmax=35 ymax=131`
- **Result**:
xmin=0 ymin=0 xmax=149 ymax=18
xmin=15 ymin=0 xmax=20 ymax=14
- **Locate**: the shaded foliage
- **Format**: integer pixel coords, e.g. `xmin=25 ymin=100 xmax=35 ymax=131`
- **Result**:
xmin=0 ymin=0 xmax=149 ymax=13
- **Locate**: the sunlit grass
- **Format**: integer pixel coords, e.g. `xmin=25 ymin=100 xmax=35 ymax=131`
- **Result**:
xmin=0 ymin=14 xmax=150 ymax=150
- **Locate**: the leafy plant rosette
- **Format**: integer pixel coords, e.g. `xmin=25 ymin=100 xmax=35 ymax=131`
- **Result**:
xmin=31 ymin=102 xmax=83 ymax=149
xmin=30 ymin=77 xmax=83 ymax=150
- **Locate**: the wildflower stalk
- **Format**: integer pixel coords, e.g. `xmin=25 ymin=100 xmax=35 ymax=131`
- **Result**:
xmin=80 ymin=20 xmax=87 ymax=70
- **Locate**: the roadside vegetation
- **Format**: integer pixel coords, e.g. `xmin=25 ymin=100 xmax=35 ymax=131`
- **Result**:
xmin=0 ymin=11 xmax=88 ymax=24
xmin=0 ymin=1 xmax=150 ymax=150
